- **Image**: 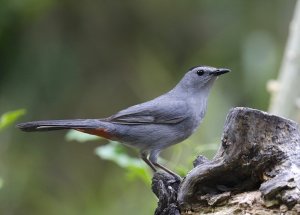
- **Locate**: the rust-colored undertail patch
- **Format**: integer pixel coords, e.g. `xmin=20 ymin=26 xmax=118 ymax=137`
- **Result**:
xmin=75 ymin=128 xmax=113 ymax=140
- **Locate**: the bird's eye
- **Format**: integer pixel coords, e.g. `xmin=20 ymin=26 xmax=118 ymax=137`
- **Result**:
xmin=196 ymin=70 xmax=204 ymax=76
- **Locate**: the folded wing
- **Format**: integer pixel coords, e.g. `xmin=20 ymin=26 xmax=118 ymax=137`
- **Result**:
xmin=107 ymin=99 xmax=189 ymax=125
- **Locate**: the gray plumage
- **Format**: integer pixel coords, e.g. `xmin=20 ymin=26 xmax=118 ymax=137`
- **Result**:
xmin=17 ymin=65 xmax=230 ymax=178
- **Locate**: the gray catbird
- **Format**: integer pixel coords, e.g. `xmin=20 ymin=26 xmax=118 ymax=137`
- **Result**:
xmin=17 ymin=66 xmax=230 ymax=178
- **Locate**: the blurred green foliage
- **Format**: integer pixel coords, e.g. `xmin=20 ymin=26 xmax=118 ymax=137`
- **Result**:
xmin=95 ymin=141 xmax=151 ymax=185
xmin=0 ymin=109 xmax=26 ymax=131
xmin=0 ymin=0 xmax=297 ymax=214
xmin=0 ymin=109 xmax=26 ymax=191
xmin=66 ymin=130 xmax=152 ymax=184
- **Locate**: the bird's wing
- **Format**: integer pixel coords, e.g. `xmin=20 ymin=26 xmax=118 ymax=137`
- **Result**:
xmin=107 ymin=99 xmax=189 ymax=125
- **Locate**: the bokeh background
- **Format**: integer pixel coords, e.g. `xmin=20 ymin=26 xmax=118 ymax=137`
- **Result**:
xmin=0 ymin=0 xmax=297 ymax=214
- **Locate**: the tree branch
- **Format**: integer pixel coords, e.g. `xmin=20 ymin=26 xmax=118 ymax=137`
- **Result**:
xmin=269 ymin=0 xmax=300 ymax=122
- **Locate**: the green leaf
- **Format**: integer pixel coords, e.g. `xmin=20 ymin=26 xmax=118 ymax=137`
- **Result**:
xmin=0 ymin=109 xmax=26 ymax=130
xmin=95 ymin=141 xmax=151 ymax=184
xmin=65 ymin=130 xmax=100 ymax=143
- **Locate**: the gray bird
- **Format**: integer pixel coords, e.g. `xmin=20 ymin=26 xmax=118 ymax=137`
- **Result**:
xmin=17 ymin=66 xmax=230 ymax=178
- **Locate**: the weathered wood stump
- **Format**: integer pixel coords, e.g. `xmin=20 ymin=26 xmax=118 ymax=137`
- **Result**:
xmin=152 ymin=172 xmax=181 ymax=215
xmin=152 ymin=107 xmax=300 ymax=214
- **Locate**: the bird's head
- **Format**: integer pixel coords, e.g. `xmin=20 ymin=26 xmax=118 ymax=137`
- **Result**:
xmin=175 ymin=65 xmax=230 ymax=94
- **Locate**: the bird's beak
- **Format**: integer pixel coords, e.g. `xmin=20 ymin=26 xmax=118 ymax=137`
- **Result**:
xmin=212 ymin=68 xmax=231 ymax=76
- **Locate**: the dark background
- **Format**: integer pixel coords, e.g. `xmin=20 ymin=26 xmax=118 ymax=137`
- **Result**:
xmin=0 ymin=1 xmax=296 ymax=214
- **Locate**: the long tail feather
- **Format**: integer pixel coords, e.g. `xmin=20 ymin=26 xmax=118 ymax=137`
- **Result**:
xmin=16 ymin=119 xmax=103 ymax=132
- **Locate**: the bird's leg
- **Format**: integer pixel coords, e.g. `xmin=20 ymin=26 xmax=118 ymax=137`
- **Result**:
xmin=149 ymin=151 xmax=182 ymax=180
xmin=141 ymin=152 xmax=157 ymax=172
xmin=152 ymin=162 xmax=182 ymax=180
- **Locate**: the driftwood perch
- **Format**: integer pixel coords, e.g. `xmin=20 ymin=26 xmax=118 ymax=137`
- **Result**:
xmin=152 ymin=172 xmax=181 ymax=215
xmin=152 ymin=107 xmax=300 ymax=214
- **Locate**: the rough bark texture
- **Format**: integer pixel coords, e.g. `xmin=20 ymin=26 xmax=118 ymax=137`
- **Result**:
xmin=152 ymin=172 xmax=181 ymax=215
xmin=152 ymin=107 xmax=300 ymax=214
